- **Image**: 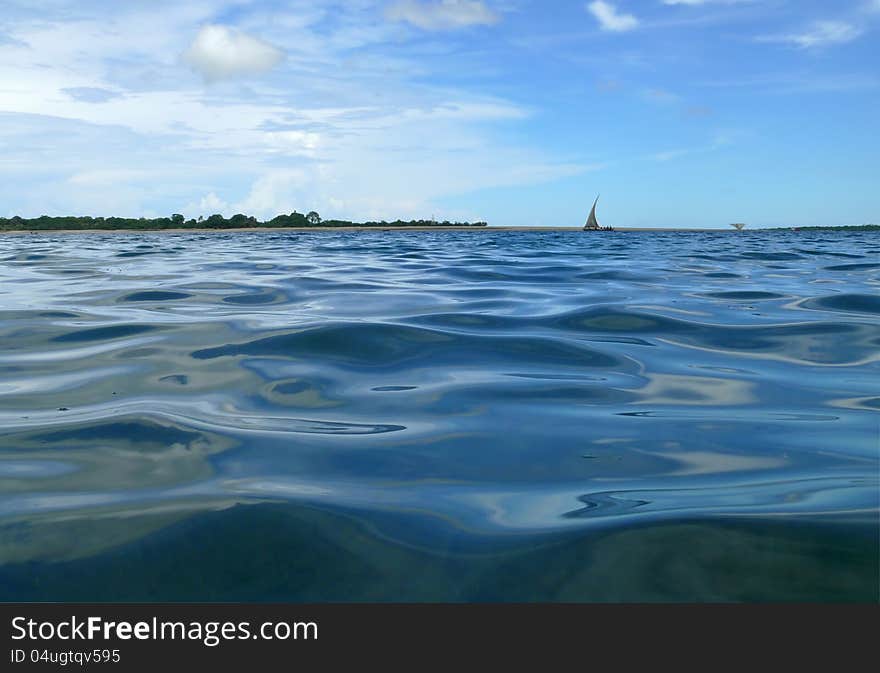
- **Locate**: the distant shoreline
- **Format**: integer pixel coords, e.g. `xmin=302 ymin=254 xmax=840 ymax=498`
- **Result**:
xmin=1 ymin=225 xmax=876 ymax=235
xmin=1 ymin=226 xmax=874 ymax=234
xmin=0 ymin=226 xmax=735 ymax=234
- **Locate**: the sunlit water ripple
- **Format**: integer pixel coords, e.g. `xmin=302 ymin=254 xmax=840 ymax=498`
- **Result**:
xmin=1 ymin=230 xmax=877 ymax=601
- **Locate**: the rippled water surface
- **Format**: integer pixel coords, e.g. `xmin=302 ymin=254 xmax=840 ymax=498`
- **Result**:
xmin=1 ymin=230 xmax=877 ymax=601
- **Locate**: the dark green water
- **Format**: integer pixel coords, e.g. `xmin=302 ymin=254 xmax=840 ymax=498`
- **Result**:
xmin=0 ymin=230 xmax=877 ymax=601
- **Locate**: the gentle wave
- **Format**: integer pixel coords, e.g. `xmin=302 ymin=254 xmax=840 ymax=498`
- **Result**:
xmin=0 ymin=229 xmax=877 ymax=599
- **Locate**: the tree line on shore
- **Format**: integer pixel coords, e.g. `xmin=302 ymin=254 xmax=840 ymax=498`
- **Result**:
xmin=792 ymin=224 xmax=878 ymax=231
xmin=0 ymin=211 xmax=489 ymax=231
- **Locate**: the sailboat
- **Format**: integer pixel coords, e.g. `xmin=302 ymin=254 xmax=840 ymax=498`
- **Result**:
xmin=583 ymin=195 xmax=613 ymax=231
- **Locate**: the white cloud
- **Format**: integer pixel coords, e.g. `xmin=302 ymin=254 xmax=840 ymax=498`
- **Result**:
xmin=587 ymin=1 xmax=639 ymax=32
xmin=0 ymin=1 xmax=594 ymax=223
xmin=386 ymin=0 xmax=499 ymax=31
xmin=183 ymin=192 xmax=230 ymax=217
xmin=182 ymin=24 xmax=284 ymax=81
xmin=68 ymin=169 xmax=155 ymax=186
xmin=760 ymin=21 xmax=863 ymax=49
xmin=62 ymin=87 xmax=123 ymax=103
xmin=261 ymin=130 xmax=322 ymax=157
xmin=649 ymin=133 xmax=733 ymax=162
xmin=651 ymin=148 xmax=692 ymax=162
xmin=233 ymin=170 xmax=312 ymax=218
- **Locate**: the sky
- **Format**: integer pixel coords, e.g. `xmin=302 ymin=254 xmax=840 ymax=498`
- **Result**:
xmin=0 ymin=0 xmax=878 ymax=228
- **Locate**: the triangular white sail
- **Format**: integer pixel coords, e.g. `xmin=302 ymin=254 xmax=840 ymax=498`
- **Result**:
xmin=584 ymin=195 xmax=600 ymax=230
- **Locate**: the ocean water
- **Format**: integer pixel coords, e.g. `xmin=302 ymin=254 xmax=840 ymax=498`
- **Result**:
xmin=0 ymin=229 xmax=877 ymax=602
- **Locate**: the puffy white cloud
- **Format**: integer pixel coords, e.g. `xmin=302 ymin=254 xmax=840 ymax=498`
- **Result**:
xmin=386 ymin=0 xmax=499 ymax=31
xmin=233 ymin=170 xmax=312 ymax=219
xmin=587 ymin=1 xmax=639 ymax=32
xmin=182 ymin=24 xmax=284 ymax=81
xmin=182 ymin=192 xmax=230 ymax=218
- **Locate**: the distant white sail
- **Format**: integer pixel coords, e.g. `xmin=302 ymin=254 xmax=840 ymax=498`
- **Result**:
xmin=584 ymin=195 xmax=600 ymax=230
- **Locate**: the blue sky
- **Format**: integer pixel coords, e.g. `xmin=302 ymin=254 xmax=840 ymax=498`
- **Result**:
xmin=1 ymin=0 xmax=878 ymax=227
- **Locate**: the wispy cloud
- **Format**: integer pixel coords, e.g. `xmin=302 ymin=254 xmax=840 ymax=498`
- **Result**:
xmin=695 ymin=72 xmax=879 ymax=94
xmin=587 ymin=1 xmax=639 ymax=32
xmin=62 ymin=87 xmax=124 ymax=103
xmin=649 ymin=132 xmax=735 ymax=162
xmin=68 ymin=168 xmax=157 ymax=186
xmin=661 ymin=0 xmax=754 ymax=5
xmin=385 ymin=0 xmax=499 ymax=31
xmin=596 ymin=79 xmax=623 ymax=92
xmin=0 ymin=0 xmax=876 ymax=227
xmin=0 ymin=1 xmax=577 ymax=221
xmin=643 ymin=88 xmax=680 ymax=103
xmin=684 ymin=105 xmax=713 ymax=118
xmin=182 ymin=24 xmax=285 ymax=81
xmin=759 ymin=20 xmax=863 ymax=49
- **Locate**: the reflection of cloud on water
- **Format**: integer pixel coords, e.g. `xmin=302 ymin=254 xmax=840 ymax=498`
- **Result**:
xmin=631 ymin=373 xmax=756 ymax=406
xmin=649 ymin=450 xmax=787 ymax=477
xmin=826 ymin=396 xmax=880 ymax=412
xmin=0 ymin=469 xmax=876 ymax=566
xmin=0 ymin=416 xmax=236 ymax=495
xmin=661 ymin=325 xmax=880 ymax=367
xmin=0 ymin=499 xmax=243 ymax=564
xmin=2 ymin=503 xmax=877 ymax=601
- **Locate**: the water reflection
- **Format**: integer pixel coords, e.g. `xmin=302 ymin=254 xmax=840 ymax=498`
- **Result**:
xmin=0 ymin=230 xmax=877 ymax=600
